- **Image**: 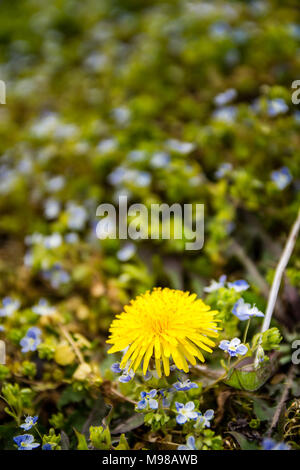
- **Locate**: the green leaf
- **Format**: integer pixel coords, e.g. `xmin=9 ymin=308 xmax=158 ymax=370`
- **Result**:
xmin=74 ymin=428 xmax=89 ymax=450
xmin=228 ymin=432 xmax=259 ymax=450
xmin=224 ymin=356 xmax=277 ymax=391
xmin=115 ymin=434 xmax=130 ymax=450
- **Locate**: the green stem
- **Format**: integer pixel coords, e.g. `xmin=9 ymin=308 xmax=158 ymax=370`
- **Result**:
xmin=243 ymin=319 xmax=251 ymax=344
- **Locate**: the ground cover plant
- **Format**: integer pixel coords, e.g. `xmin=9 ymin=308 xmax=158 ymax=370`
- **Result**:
xmin=0 ymin=0 xmax=299 ymax=451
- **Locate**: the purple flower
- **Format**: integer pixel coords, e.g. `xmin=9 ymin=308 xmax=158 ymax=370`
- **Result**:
xmin=178 ymin=436 xmax=196 ymax=450
xmin=175 ymin=402 xmax=198 ymax=425
xmin=232 ymin=298 xmax=264 ymax=321
xmin=13 ymin=434 xmax=40 ymax=450
xmin=137 ymin=390 xmax=158 ymax=410
xmin=20 ymin=416 xmax=38 ymax=431
xmin=219 ymin=338 xmax=248 ymax=357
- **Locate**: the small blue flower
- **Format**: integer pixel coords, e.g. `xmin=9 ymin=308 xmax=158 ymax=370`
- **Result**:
xmin=20 ymin=416 xmax=38 ymax=431
xmin=42 ymin=443 xmax=53 ymax=450
xmin=175 ymin=402 xmax=198 ymax=425
xmin=137 ymin=390 xmax=158 ymax=410
xmin=262 ymin=438 xmax=290 ymax=451
xmin=20 ymin=327 xmax=42 ymax=353
xmin=13 ymin=434 xmax=40 ymax=450
xmin=232 ymin=298 xmax=264 ymax=321
xmin=0 ymin=325 xmax=5 ymax=332
xmin=43 ymin=264 xmax=70 ymax=288
xmin=111 ymin=362 xmax=122 ymax=374
xmin=44 ymin=198 xmax=61 ymax=220
xmin=178 ymin=435 xmax=196 ymax=451
xmin=158 ymin=389 xmax=170 ymax=408
xmin=173 ymin=379 xmax=198 ymax=392
xmin=267 ymin=98 xmax=289 ymax=117
xmin=219 ymin=338 xmax=248 ymax=357
xmin=215 ymin=163 xmax=233 ymax=179
xmin=119 ymin=369 xmax=134 ymax=383
xmin=212 ymin=106 xmax=237 ymax=123
xmin=214 ymin=89 xmax=237 ymax=107
xmin=166 ymin=139 xmax=195 ymax=154
xmin=197 ymin=409 xmax=214 ymax=428
xmin=43 ymin=233 xmax=63 ymax=249
xmin=110 ymin=362 xmax=134 ymax=382
xmin=0 ymin=297 xmax=20 ymax=317
xmin=271 ymin=167 xmax=292 ymax=190
xmin=32 ymin=299 xmax=55 ymax=316
xmin=66 ymin=202 xmax=88 ymax=231
xmin=227 ymin=280 xmax=249 ymax=292
xmin=204 ymin=275 xmax=227 ymax=293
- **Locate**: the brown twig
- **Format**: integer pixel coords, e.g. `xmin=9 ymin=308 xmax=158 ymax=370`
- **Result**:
xmin=59 ymin=325 xmax=85 ymax=365
xmin=268 ymin=366 xmax=295 ymax=437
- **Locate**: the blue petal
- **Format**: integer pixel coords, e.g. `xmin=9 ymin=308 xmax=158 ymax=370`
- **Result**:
xmin=149 ymin=399 xmax=158 ymax=410
xmin=176 ymin=414 xmax=188 ymax=425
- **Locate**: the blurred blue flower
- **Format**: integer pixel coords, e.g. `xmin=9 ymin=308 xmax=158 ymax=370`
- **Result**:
xmin=173 ymin=379 xmax=198 ymax=392
xmin=262 ymin=438 xmax=290 ymax=451
xmin=219 ymin=338 xmax=248 ymax=357
xmin=232 ymin=298 xmax=264 ymax=321
xmin=228 ymin=280 xmax=249 ymax=292
xmin=166 ymin=139 xmax=195 ymax=154
xmin=42 ymin=443 xmax=53 ymax=450
xmin=0 ymin=297 xmax=20 ymax=317
xmin=44 ymin=198 xmax=61 ymax=220
xmin=46 ymin=175 xmax=65 ymax=192
xmin=20 ymin=327 xmax=42 ymax=353
xmin=175 ymin=402 xmax=198 ymax=425
xmin=32 ymin=299 xmax=55 ymax=316
xmin=43 ymin=233 xmax=63 ymax=249
xmin=65 ymin=232 xmax=79 ymax=244
xmin=214 ymin=89 xmax=237 ymax=107
xmin=117 ymin=243 xmax=136 ymax=262
xmin=66 ymin=202 xmax=88 ymax=230
xmin=97 ymin=138 xmax=118 ymax=154
xmin=137 ymin=390 xmax=158 ymax=410
xmin=271 ymin=167 xmax=292 ymax=190
xmin=20 ymin=416 xmax=38 ymax=431
xmin=204 ymin=275 xmax=227 ymax=293
xmin=178 ymin=435 xmax=196 ymax=450
xmin=150 ymin=151 xmax=170 ymax=168
xmin=212 ymin=106 xmax=237 ymax=123
xmin=267 ymin=98 xmax=288 ymax=117
xmin=215 ymin=163 xmax=233 ymax=179
xmin=13 ymin=434 xmax=40 ymax=450
xmin=43 ymin=264 xmax=70 ymax=288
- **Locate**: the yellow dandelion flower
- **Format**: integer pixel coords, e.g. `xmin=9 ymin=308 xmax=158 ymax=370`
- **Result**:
xmin=107 ymin=287 xmax=220 ymax=377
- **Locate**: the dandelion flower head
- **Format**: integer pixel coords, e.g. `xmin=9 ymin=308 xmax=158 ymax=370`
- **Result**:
xmin=107 ymin=288 xmax=220 ymax=377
